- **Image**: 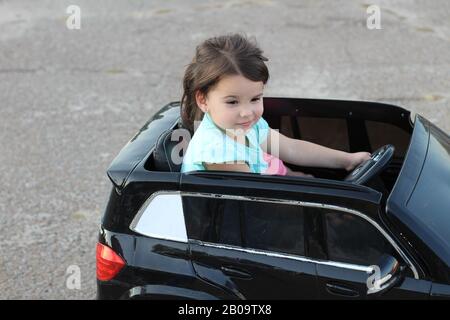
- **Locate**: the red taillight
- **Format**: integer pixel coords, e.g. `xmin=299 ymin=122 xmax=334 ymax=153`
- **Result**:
xmin=96 ymin=243 xmax=125 ymax=281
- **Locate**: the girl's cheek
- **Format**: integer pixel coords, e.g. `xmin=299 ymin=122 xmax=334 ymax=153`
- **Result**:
xmin=225 ymin=110 xmax=239 ymax=125
xmin=255 ymin=103 xmax=264 ymax=118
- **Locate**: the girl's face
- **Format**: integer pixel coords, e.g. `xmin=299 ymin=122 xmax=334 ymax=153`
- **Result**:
xmin=195 ymin=74 xmax=264 ymax=136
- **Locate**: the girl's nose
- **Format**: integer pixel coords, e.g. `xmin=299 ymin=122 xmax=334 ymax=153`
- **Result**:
xmin=240 ymin=108 xmax=253 ymax=118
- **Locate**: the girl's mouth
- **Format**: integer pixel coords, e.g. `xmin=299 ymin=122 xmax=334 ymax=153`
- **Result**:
xmin=237 ymin=120 xmax=253 ymax=127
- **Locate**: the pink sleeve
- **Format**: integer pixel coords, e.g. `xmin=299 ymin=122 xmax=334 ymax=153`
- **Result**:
xmin=262 ymin=152 xmax=288 ymax=176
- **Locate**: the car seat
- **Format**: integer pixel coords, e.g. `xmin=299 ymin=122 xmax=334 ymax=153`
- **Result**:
xmin=153 ymin=120 xmax=191 ymax=172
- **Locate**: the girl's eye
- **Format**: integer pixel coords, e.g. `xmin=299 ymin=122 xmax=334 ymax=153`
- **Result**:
xmin=226 ymin=97 xmax=260 ymax=105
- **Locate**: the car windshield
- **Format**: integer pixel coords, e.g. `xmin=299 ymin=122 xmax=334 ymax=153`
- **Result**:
xmin=389 ymin=116 xmax=450 ymax=267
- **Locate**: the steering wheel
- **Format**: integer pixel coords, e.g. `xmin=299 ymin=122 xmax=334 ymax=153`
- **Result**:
xmin=344 ymin=144 xmax=395 ymax=185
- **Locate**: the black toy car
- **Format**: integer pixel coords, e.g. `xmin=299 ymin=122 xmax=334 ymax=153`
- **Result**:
xmin=97 ymin=97 xmax=450 ymax=299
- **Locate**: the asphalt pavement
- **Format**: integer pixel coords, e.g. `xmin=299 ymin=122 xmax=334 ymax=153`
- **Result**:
xmin=0 ymin=0 xmax=449 ymax=299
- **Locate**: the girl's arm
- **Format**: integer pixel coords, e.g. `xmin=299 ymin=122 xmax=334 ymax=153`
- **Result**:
xmin=204 ymin=161 xmax=251 ymax=173
xmin=262 ymin=129 xmax=371 ymax=171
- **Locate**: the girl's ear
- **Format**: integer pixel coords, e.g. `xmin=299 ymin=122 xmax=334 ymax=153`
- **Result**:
xmin=195 ymin=90 xmax=208 ymax=113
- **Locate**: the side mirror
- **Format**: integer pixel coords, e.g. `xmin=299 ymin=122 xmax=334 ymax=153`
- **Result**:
xmin=366 ymin=254 xmax=405 ymax=296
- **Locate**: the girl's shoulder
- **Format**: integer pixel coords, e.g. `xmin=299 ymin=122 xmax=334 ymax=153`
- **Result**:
xmin=252 ymin=116 xmax=270 ymax=146
xmin=255 ymin=116 xmax=269 ymax=130
xmin=189 ymin=115 xmax=270 ymax=150
xmin=190 ymin=114 xmax=224 ymax=146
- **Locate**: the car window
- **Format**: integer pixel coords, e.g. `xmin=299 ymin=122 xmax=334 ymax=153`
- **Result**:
xmin=242 ymin=200 xmax=305 ymax=256
xmin=297 ymin=117 xmax=350 ymax=152
xmin=266 ymin=115 xmax=350 ymax=152
xmin=182 ymin=196 xmax=242 ymax=246
xmin=322 ymin=209 xmax=395 ymax=266
xmin=365 ymin=120 xmax=410 ymax=157
xmin=182 ymin=196 xmax=306 ymax=256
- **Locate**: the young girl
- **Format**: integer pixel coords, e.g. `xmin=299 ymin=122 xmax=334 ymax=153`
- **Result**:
xmin=180 ymin=33 xmax=370 ymax=177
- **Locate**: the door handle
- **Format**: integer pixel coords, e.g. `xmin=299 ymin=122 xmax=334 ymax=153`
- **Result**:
xmin=326 ymin=283 xmax=359 ymax=297
xmin=220 ymin=266 xmax=252 ymax=280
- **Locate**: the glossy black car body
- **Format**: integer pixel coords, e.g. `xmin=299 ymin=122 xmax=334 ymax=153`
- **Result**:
xmin=97 ymin=97 xmax=450 ymax=299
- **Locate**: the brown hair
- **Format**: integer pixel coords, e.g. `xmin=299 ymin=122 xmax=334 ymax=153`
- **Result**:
xmin=180 ymin=33 xmax=269 ymax=133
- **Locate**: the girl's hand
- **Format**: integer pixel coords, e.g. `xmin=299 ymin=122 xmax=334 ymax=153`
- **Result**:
xmin=345 ymin=152 xmax=371 ymax=171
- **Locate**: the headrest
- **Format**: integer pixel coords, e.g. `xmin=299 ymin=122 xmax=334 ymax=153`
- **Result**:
xmin=153 ymin=122 xmax=191 ymax=172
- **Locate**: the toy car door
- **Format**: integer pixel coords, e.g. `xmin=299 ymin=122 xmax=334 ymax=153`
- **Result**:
xmin=181 ymin=172 xmax=318 ymax=299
